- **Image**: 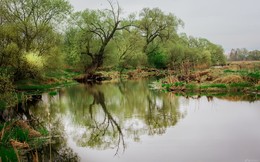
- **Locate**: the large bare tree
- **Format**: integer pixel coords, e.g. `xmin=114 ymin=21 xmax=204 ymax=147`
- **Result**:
xmin=73 ymin=1 xmax=132 ymax=73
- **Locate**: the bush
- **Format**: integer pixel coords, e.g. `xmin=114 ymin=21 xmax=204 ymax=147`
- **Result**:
xmin=0 ymin=70 xmax=16 ymax=109
xmin=147 ymin=49 xmax=167 ymax=69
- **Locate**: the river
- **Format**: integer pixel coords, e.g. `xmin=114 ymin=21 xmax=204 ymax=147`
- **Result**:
xmin=27 ymin=79 xmax=260 ymax=162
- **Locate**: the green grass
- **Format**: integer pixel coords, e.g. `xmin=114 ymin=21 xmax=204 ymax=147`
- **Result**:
xmin=1 ymin=126 xmax=29 ymax=144
xmin=15 ymin=69 xmax=81 ymax=92
xmin=223 ymin=69 xmax=248 ymax=74
xmin=16 ymin=81 xmax=78 ymax=91
xmin=161 ymin=80 xmax=259 ymax=94
xmin=0 ymin=145 xmax=17 ymax=162
xmin=185 ymin=84 xmax=197 ymax=91
xmin=0 ymin=121 xmax=50 ymax=161
xmin=45 ymin=69 xmax=82 ymax=79
xmin=162 ymin=83 xmax=173 ymax=91
xmin=200 ymin=83 xmax=227 ymax=89
xmin=247 ymin=71 xmax=260 ymax=79
xmin=49 ymin=91 xmax=58 ymax=96
xmin=37 ymin=127 xmax=49 ymax=136
xmin=174 ymin=82 xmax=185 ymax=87
xmin=223 ymin=69 xmax=260 ymax=79
xmin=230 ymin=82 xmax=252 ymax=88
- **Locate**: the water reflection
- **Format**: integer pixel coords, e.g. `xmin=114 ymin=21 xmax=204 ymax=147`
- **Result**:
xmin=26 ymin=80 xmax=260 ymax=161
xmin=0 ymin=95 xmax=79 ymax=162
xmin=28 ymin=80 xmax=182 ymax=155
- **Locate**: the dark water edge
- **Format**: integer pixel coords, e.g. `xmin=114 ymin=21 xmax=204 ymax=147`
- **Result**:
xmin=1 ymin=79 xmax=260 ymax=162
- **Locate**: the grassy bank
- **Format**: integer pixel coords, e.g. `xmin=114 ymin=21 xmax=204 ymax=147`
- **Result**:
xmin=0 ymin=120 xmax=49 ymax=161
xmin=152 ymin=61 xmax=260 ymax=94
xmin=15 ymin=69 xmax=81 ymax=92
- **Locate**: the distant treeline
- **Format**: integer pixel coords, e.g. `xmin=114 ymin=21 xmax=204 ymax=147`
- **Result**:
xmin=228 ymin=48 xmax=260 ymax=61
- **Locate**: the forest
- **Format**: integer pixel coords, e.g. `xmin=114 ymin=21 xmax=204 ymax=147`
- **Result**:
xmin=0 ymin=0 xmax=229 ymax=107
xmin=228 ymin=48 xmax=260 ymax=61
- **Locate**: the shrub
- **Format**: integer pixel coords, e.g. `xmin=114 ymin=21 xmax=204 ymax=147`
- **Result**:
xmin=147 ymin=49 xmax=167 ymax=69
xmin=0 ymin=70 xmax=16 ymax=109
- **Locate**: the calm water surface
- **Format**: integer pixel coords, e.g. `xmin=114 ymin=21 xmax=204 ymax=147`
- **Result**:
xmin=30 ymin=80 xmax=260 ymax=162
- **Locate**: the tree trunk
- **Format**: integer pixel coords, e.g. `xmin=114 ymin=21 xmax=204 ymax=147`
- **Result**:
xmin=85 ymin=54 xmax=104 ymax=74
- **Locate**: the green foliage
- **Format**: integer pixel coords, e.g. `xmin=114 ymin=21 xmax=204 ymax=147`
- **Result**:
xmin=162 ymin=83 xmax=172 ymax=91
xmin=174 ymin=82 xmax=185 ymax=87
xmin=0 ymin=70 xmax=16 ymax=109
xmin=147 ymin=48 xmax=167 ymax=69
xmin=139 ymin=8 xmax=183 ymax=52
xmin=0 ymin=0 xmax=71 ymax=80
xmin=200 ymin=50 xmax=212 ymax=67
xmin=167 ymin=43 xmax=185 ymax=69
xmin=49 ymin=91 xmax=58 ymax=96
xmin=37 ymin=127 xmax=49 ymax=136
xmin=0 ymin=145 xmax=17 ymax=162
xmin=1 ymin=126 xmax=29 ymax=144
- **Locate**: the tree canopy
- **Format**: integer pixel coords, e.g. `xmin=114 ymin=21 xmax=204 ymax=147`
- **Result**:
xmin=0 ymin=0 xmax=71 ymax=79
xmin=1 ymin=0 xmax=227 ymax=80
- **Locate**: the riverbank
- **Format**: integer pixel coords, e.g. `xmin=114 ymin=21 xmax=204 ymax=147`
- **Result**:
xmin=152 ymin=61 xmax=260 ymax=94
xmin=15 ymin=69 xmax=81 ymax=92
xmin=1 ymin=63 xmax=259 ymax=161
xmin=15 ymin=62 xmax=260 ymax=94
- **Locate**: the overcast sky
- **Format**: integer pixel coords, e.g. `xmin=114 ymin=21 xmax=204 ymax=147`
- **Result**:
xmin=68 ymin=0 xmax=260 ymax=53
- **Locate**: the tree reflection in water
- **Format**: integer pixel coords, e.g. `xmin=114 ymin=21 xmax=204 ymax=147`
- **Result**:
xmin=0 ymin=94 xmax=79 ymax=162
xmin=47 ymin=80 xmax=183 ymax=155
xmin=80 ymin=84 xmax=125 ymax=155
xmin=14 ymin=80 xmax=185 ymax=158
xmin=2 ymin=80 xmax=259 ymax=160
